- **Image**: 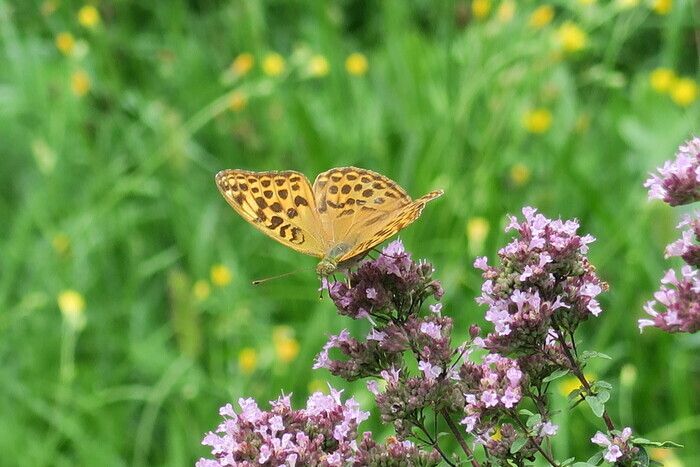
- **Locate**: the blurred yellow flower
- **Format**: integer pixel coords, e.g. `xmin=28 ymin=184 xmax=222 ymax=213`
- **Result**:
xmin=193 ymin=280 xmax=211 ymax=301
xmin=649 ymin=447 xmax=683 ymax=467
xmin=308 ymin=378 xmax=327 ymax=393
xmin=619 ymin=364 xmax=637 ymax=387
xmin=262 ymin=53 xmax=286 ymax=77
xmin=78 ymin=5 xmax=100 ymax=29
xmin=522 ymin=108 xmax=552 ymax=133
xmin=238 ymin=347 xmax=258 ymax=375
xmin=210 ymin=264 xmax=232 ymax=286
xmin=558 ymin=372 xmax=595 ymax=396
xmin=228 ymin=91 xmax=247 ymax=112
xmin=575 ymin=113 xmax=591 ymax=133
xmin=509 ymin=163 xmax=531 ymax=187
xmin=58 ymin=289 xmax=87 ymax=330
xmin=557 ymin=22 xmax=588 ymax=53
xmin=616 ymin=0 xmax=639 ymax=8
xmin=496 ymin=0 xmax=515 ymax=23
xmin=670 ymin=77 xmax=698 ymax=107
xmin=472 ymin=0 xmax=491 ymax=20
xmin=52 ymin=233 xmax=71 ymax=256
xmin=71 ymin=70 xmax=91 ymax=96
xmin=491 ymin=426 xmax=503 ymax=441
xmin=273 ymin=326 xmax=300 ymax=363
xmin=308 ymin=54 xmax=330 ymax=77
xmin=649 ymin=67 xmax=676 ymax=93
xmin=231 ymin=52 xmax=254 ymax=76
xmin=529 ymin=5 xmax=554 ymax=29
xmin=345 ymin=52 xmax=368 ymax=76
xmin=466 ymin=217 xmax=489 ymax=246
xmin=652 ymin=0 xmax=672 ymax=14
xmin=41 ymin=0 xmax=58 ymax=16
xmin=55 ymin=32 xmax=75 ymax=56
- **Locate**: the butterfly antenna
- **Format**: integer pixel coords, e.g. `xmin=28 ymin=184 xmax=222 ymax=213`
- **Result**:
xmin=252 ymin=269 xmax=304 ymax=285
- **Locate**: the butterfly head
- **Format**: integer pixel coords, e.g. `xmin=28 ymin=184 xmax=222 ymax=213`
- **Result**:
xmin=316 ymin=258 xmax=338 ymax=277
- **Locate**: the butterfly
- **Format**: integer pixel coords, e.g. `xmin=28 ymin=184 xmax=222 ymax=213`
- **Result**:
xmin=215 ymin=167 xmax=443 ymax=277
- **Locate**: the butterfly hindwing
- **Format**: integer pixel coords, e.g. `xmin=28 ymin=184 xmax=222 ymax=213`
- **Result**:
xmin=216 ymin=169 xmax=327 ymax=257
xmin=338 ymin=189 xmax=444 ymax=261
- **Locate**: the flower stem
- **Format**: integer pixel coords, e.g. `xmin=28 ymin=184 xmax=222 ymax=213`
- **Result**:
xmin=440 ymin=409 xmax=481 ymax=467
xmin=510 ymin=413 xmax=559 ymax=467
xmin=413 ymin=419 xmax=457 ymax=467
xmin=553 ymin=327 xmax=615 ymax=432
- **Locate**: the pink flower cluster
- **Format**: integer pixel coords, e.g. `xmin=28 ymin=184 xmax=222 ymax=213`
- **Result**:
xmin=459 ymin=354 xmax=524 ymax=434
xmin=197 ymin=388 xmax=369 ymax=466
xmin=644 ymin=137 xmax=700 ymax=206
xmin=591 ymin=427 xmax=638 ymax=463
xmin=475 ymin=207 xmax=606 ymax=353
xmin=639 ymin=267 xmax=700 ymax=333
xmin=642 ymin=137 xmax=700 ymax=334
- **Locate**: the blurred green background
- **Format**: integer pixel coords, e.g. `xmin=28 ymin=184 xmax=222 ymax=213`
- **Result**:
xmin=1 ymin=0 xmax=699 ymax=465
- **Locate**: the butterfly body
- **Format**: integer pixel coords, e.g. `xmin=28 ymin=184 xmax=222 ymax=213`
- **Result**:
xmin=215 ymin=167 xmax=443 ymax=278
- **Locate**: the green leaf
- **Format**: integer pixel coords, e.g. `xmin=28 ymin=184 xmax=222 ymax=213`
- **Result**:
xmin=572 ymin=463 xmax=598 ymax=467
xmin=585 ymin=395 xmax=605 ymax=417
xmin=518 ymin=409 xmax=534 ymax=416
xmin=633 ymin=446 xmax=650 ymax=467
xmin=581 ymin=350 xmax=612 ymax=361
xmin=510 ymin=437 xmax=528 ymax=454
xmin=542 ymin=368 xmax=570 ymax=383
xmin=631 ymin=438 xmax=684 ymax=448
xmin=597 ymin=390 xmax=610 ymax=404
xmin=587 ymin=451 xmax=604 ymax=465
xmin=526 ymin=413 xmax=542 ymax=428
xmin=560 ymin=457 xmax=576 ymax=466
xmin=593 ymin=380 xmax=613 ymax=390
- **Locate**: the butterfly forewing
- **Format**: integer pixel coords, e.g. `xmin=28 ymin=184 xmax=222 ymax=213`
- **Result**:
xmin=216 ymin=169 xmax=327 ymax=257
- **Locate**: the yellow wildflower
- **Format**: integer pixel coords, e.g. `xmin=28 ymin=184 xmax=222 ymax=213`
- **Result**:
xmin=308 ymin=379 xmax=327 ymax=393
xmin=649 ymin=448 xmax=683 ymax=467
xmin=273 ymin=326 xmax=300 ymax=363
xmin=652 ymin=0 xmax=672 ymax=14
xmin=619 ymin=364 xmax=637 ymax=387
xmin=529 ymin=5 xmax=554 ymax=29
xmin=262 ymin=53 xmax=286 ymax=77
xmin=472 ymin=0 xmax=491 ymax=20
xmin=466 ymin=217 xmax=490 ymax=253
xmin=52 ymin=233 xmax=71 ymax=256
xmin=77 ymin=5 xmax=100 ymax=29
xmin=193 ymin=280 xmax=211 ymax=301
xmin=228 ymin=91 xmax=247 ymax=112
xmin=491 ymin=426 xmax=503 ymax=441
xmin=308 ymin=54 xmax=330 ymax=77
xmin=71 ymin=70 xmax=91 ymax=96
xmin=345 ymin=52 xmax=368 ymax=76
xmin=210 ymin=264 xmax=232 ymax=286
xmin=509 ymin=163 xmax=531 ymax=187
xmin=522 ymin=108 xmax=552 ymax=134
xmin=649 ymin=68 xmax=675 ymax=93
xmin=558 ymin=373 xmax=596 ymax=396
xmin=238 ymin=347 xmax=258 ymax=375
xmin=231 ymin=53 xmax=254 ymax=76
xmin=497 ymin=0 xmax=515 ymax=23
xmin=41 ymin=0 xmax=58 ymax=16
xmin=557 ymin=22 xmax=588 ymax=53
xmin=616 ymin=0 xmax=639 ymax=8
xmin=670 ymin=77 xmax=698 ymax=107
xmin=58 ymin=289 xmax=87 ymax=330
xmin=55 ymin=32 xmax=75 ymax=56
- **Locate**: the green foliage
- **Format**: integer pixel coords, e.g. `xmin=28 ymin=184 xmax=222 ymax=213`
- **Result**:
xmin=0 ymin=0 xmax=698 ymax=465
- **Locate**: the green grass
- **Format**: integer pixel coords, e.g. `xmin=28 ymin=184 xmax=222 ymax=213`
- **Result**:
xmin=1 ymin=0 xmax=699 ymax=465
